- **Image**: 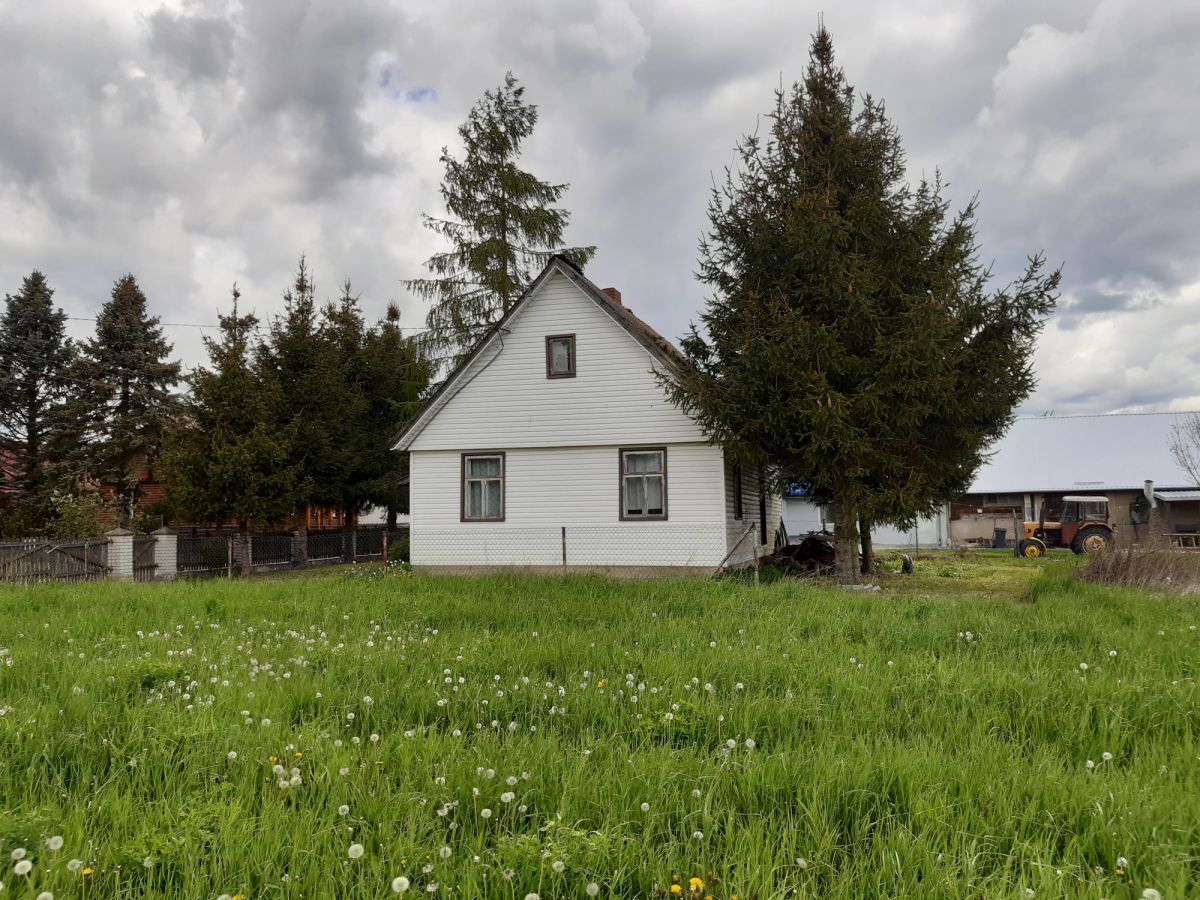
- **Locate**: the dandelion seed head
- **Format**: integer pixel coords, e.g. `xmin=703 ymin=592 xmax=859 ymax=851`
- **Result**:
xmin=392 ymin=876 xmax=410 ymax=893
xmin=586 ymin=883 xmax=600 ymax=897
xmin=45 ymin=836 xmax=63 ymax=851
xmin=348 ymin=843 xmax=365 ymax=859
xmin=13 ymin=861 xmax=32 ymax=876
xmin=640 ymin=802 xmax=650 ymax=812
xmin=551 ymin=860 xmax=565 ymax=873
xmin=338 ymin=804 xmax=350 ymax=816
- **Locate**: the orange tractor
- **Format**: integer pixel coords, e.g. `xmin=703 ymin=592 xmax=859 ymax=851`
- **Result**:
xmin=1019 ymin=496 xmax=1116 ymax=558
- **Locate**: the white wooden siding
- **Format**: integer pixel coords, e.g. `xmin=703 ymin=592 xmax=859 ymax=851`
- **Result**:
xmin=410 ymin=443 xmax=727 ymax=567
xmin=409 ymin=271 xmax=706 ymax=451
xmin=722 ymin=455 xmax=782 ymax=565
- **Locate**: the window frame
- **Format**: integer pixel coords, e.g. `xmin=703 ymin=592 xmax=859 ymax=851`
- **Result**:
xmin=618 ymin=446 xmax=668 ymax=521
xmin=732 ymin=463 xmax=744 ymax=520
xmin=460 ymin=451 xmax=506 ymax=522
xmin=545 ymin=334 xmax=577 ymax=379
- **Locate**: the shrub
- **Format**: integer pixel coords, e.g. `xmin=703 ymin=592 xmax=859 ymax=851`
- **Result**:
xmin=387 ymin=536 xmax=410 ymax=563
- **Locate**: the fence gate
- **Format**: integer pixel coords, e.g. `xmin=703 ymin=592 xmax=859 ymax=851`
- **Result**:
xmin=133 ymin=535 xmax=157 ymax=582
xmin=0 ymin=539 xmax=111 ymax=584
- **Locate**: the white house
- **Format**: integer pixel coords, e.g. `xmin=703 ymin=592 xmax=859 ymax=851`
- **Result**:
xmin=393 ymin=256 xmax=781 ymax=574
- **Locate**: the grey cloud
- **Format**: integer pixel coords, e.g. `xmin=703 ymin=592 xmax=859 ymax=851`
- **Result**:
xmin=1 ymin=0 xmax=1199 ymax=419
xmin=146 ymin=7 xmax=235 ymax=81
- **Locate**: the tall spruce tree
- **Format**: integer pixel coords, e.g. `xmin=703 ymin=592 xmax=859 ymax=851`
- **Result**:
xmin=57 ymin=274 xmax=181 ymax=525
xmin=257 ymin=259 xmax=363 ymax=522
xmin=361 ymin=303 xmax=433 ymax=524
xmin=0 ymin=271 xmax=75 ymax=520
xmin=666 ymin=27 xmax=1059 ymax=580
xmin=318 ymin=280 xmax=375 ymax=518
xmin=407 ymin=73 xmax=595 ymax=361
xmin=162 ymin=287 xmax=303 ymax=528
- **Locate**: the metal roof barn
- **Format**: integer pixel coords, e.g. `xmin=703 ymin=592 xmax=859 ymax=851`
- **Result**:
xmin=967 ymin=412 xmax=1198 ymax=494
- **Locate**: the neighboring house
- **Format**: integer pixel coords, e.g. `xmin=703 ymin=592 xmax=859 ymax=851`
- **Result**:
xmin=392 ymin=256 xmax=781 ymax=574
xmin=782 ymin=411 xmax=1200 ymax=548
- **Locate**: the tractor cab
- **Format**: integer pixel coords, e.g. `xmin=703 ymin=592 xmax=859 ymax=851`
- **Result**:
xmin=1020 ymin=495 xmax=1115 ymax=558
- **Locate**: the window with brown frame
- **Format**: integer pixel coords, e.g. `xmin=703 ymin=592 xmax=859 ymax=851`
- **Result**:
xmin=461 ymin=453 xmax=505 ymax=521
xmin=545 ymin=334 xmax=576 ymax=378
xmin=732 ymin=463 xmax=744 ymax=519
xmin=620 ymin=448 xmax=667 ymax=520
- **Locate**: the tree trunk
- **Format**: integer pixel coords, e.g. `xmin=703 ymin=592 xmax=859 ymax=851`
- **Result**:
xmin=859 ymin=515 xmax=874 ymax=575
xmin=833 ymin=498 xmax=860 ymax=582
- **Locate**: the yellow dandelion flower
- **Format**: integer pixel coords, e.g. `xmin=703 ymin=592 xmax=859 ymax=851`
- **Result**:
xmin=689 ymin=877 xmax=704 ymax=893
xmin=82 ymin=868 xmax=94 ymax=876
xmin=294 ymin=751 xmax=302 ymax=758
xmin=670 ymin=886 xmax=682 ymax=896
xmin=268 ymin=755 xmax=277 ymax=763
xmin=597 ymin=678 xmax=606 ymax=687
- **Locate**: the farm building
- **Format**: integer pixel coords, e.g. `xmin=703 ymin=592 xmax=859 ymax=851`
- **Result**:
xmin=951 ymin=411 xmax=1199 ymax=547
xmin=782 ymin=411 xmax=1200 ymax=549
xmin=393 ymin=256 xmax=780 ymax=573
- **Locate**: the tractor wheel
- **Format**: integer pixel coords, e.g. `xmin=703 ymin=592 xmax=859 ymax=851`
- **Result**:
xmin=1020 ymin=538 xmax=1047 ymax=559
xmin=1072 ymin=526 xmax=1113 ymax=555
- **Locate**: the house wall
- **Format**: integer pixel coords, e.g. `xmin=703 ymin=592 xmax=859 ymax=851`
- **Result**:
xmin=409 ymin=270 xmax=704 ymax=453
xmin=723 ymin=459 xmax=782 ymax=566
xmin=410 ymin=443 xmax=727 ymax=569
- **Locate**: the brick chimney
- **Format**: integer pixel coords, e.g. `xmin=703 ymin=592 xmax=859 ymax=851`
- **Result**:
xmin=600 ymin=287 xmax=622 ymax=306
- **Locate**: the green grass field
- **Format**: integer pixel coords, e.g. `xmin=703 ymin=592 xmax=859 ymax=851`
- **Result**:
xmin=0 ymin=556 xmax=1196 ymax=899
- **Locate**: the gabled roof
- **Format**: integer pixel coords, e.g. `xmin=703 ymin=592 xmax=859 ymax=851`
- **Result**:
xmin=392 ymin=256 xmax=685 ymax=451
xmin=967 ymin=411 xmax=1198 ymax=494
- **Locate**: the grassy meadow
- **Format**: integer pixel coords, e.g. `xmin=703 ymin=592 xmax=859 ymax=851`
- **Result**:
xmin=0 ymin=554 xmax=1197 ymax=899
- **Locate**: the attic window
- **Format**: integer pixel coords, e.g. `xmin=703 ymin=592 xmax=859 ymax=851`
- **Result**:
xmin=546 ymin=334 xmax=576 ymax=378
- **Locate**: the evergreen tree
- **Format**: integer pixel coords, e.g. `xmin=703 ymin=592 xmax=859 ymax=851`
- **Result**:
xmin=407 ymin=73 xmax=595 ymax=361
xmin=360 ymin=303 xmax=433 ymax=524
xmin=0 ymin=271 xmax=74 ymax=518
xmin=318 ymin=280 xmax=375 ymax=518
xmin=257 ymin=259 xmax=359 ymax=522
xmin=162 ymin=287 xmax=302 ymax=528
xmin=57 ymin=274 xmax=181 ymax=526
xmin=666 ymin=27 xmax=1059 ymax=580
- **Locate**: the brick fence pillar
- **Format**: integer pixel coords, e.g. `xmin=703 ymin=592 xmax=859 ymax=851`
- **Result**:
xmin=232 ymin=534 xmax=253 ymax=576
xmin=291 ymin=529 xmax=308 ymax=568
xmin=152 ymin=527 xmax=177 ymax=581
xmin=106 ymin=528 xmax=135 ymax=580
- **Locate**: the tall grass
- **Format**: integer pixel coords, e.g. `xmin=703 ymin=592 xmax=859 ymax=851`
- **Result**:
xmin=1077 ymin=547 xmax=1200 ymax=593
xmin=0 ymin=561 xmax=1196 ymax=898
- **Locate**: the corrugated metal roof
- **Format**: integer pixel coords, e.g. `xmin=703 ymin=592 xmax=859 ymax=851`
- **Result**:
xmin=967 ymin=412 xmax=1198 ymax=494
xmin=1156 ymin=490 xmax=1200 ymax=502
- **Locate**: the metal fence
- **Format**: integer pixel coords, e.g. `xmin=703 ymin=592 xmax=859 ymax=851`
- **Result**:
xmin=0 ymin=538 xmax=110 ymax=584
xmin=177 ymin=535 xmax=231 ymax=578
xmin=0 ymin=527 xmax=405 ymax=584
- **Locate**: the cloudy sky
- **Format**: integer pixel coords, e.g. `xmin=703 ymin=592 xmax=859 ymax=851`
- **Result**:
xmin=2 ymin=0 xmax=1198 ymax=414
